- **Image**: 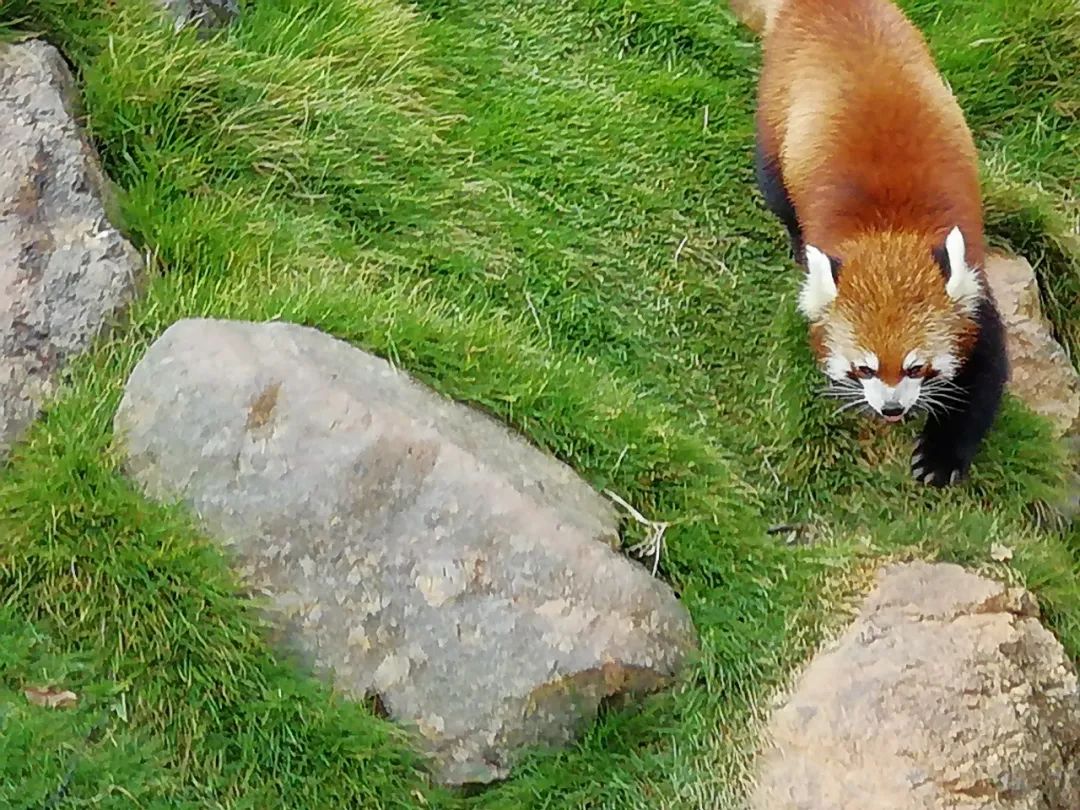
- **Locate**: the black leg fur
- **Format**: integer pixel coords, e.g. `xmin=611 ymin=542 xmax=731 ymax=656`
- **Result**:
xmin=754 ymin=137 xmax=803 ymax=262
xmin=911 ymin=298 xmax=1009 ymax=487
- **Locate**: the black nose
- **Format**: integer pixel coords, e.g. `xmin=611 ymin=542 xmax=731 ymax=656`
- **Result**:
xmin=881 ymin=404 xmax=904 ymax=417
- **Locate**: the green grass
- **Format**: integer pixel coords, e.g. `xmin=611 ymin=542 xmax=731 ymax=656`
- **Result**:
xmin=1 ymin=0 xmax=1078 ymax=806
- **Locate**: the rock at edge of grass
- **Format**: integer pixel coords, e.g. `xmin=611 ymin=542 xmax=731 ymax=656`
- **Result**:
xmin=113 ymin=317 xmax=698 ymax=786
xmin=0 ymin=39 xmax=144 ymax=458
xmin=750 ymin=560 xmax=1080 ymax=810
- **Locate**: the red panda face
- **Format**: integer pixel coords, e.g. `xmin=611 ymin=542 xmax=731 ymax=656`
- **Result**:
xmin=799 ymin=228 xmax=982 ymax=421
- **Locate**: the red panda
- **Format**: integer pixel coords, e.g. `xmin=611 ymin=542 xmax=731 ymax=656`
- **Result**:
xmin=753 ymin=0 xmax=1008 ymax=486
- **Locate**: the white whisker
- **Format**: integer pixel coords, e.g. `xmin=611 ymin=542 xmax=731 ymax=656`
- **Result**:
xmin=916 ymin=401 xmax=942 ymax=418
xmin=922 ymin=380 xmax=966 ymax=397
xmin=819 ymin=383 xmax=861 ymax=396
xmin=921 ymin=390 xmax=967 ymax=407
xmin=918 ymin=395 xmax=959 ymax=416
xmin=921 ymin=380 xmax=966 ymax=394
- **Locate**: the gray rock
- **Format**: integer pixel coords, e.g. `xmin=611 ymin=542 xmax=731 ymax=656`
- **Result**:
xmin=983 ymin=253 xmax=1080 ymax=440
xmin=977 ymin=254 xmax=1080 ymax=526
xmin=0 ymin=40 xmax=143 ymax=457
xmin=114 ymin=318 xmax=697 ymax=785
xmin=157 ymin=0 xmax=240 ymax=31
xmin=751 ymin=561 xmax=1080 ymax=810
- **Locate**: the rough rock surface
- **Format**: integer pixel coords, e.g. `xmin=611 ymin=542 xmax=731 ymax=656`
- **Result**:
xmin=0 ymin=40 xmax=143 ymax=457
xmin=984 ymin=252 xmax=1080 ymax=439
xmin=114 ymin=318 xmax=697 ymax=785
xmin=157 ymin=0 xmax=239 ymax=31
xmin=751 ymin=561 xmax=1080 ymax=810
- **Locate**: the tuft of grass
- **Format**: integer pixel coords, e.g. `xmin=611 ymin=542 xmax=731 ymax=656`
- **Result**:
xmin=0 ymin=0 xmax=1077 ymax=806
xmin=902 ymin=0 xmax=1080 ymax=355
xmin=983 ymin=168 xmax=1080 ymax=355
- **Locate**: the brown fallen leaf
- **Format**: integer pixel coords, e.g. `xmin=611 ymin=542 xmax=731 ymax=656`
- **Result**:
xmin=24 ymin=686 xmax=78 ymax=709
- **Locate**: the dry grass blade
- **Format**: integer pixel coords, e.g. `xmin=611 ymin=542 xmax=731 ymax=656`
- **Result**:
xmin=24 ymin=686 xmax=79 ymax=709
xmin=604 ymin=489 xmax=669 ymax=576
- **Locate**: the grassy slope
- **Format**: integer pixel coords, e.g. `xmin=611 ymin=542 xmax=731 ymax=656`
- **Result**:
xmin=0 ymin=0 xmax=1077 ymax=807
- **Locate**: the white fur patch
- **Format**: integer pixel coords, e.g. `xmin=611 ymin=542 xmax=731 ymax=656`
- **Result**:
xmin=894 ymin=376 xmax=923 ymax=410
xmin=902 ymin=351 xmax=922 ymax=369
xmin=943 ymin=226 xmax=982 ymax=312
xmin=821 ymin=317 xmax=859 ymax=381
xmin=861 ymin=376 xmax=922 ymax=415
xmin=798 ymin=245 xmax=837 ymax=321
xmin=824 ymin=354 xmax=850 ymax=381
xmin=931 ymin=352 xmax=959 ymax=378
xmin=861 ymin=378 xmax=887 ymax=412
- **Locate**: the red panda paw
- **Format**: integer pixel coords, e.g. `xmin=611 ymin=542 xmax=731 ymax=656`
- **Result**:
xmin=910 ymin=439 xmax=970 ymax=488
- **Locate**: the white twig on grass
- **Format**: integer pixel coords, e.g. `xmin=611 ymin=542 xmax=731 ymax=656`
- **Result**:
xmin=674 ymin=235 xmax=689 ymax=264
xmin=604 ymin=490 xmax=669 ymax=576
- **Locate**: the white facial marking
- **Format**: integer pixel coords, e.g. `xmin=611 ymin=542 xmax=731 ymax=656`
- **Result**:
xmin=825 ymin=354 xmax=849 ymax=381
xmin=855 ymin=350 xmax=921 ymax=417
xmin=894 ymin=376 xmax=923 ymax=410
xmin=943 ymin=226 xmax=982 ymax=312
xmin=798 ymin=245 xmax=838 ymax=321
xmin=827 ymin=344 xmax=942 ymax=417
xmin=931 ymin=352 xmax=959 ymax=378
xmin=861 ymin=377 xmax=888 ymax=412
xmin=861 ymin=376 xmax=922 ymax=414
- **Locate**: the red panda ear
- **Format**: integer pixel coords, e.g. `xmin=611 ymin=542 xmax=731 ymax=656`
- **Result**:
xmin=932 ymin=226 xmax=967 ymax=279
xmin=932 ymin=235 xmax=952 ymax=279
xmin=799 ymin=245 xmax=842 ymax=320
xmin=932 ymin=226 xmax=982 ymax=309
xmin=804 ymin=244 xmax=842 ymax=281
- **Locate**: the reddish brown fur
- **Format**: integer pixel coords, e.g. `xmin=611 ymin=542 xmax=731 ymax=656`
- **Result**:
xmin=758 ymin=0 xmax=984 ymax=253
xmin=757 ymin=0 xmax=986 ymax=375
xmin=836 ymin=233 xmax=979 ymax=384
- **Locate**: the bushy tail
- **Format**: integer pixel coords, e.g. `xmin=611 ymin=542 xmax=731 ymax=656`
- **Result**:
xmin=728 ymin=0 xmax=786 ymax=36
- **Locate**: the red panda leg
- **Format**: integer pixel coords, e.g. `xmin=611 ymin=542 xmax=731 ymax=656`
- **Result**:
xmin=754 ymin=129 xmax=804 ymax=262
xmin=911 ymin=298 xmax=1009 ymax=486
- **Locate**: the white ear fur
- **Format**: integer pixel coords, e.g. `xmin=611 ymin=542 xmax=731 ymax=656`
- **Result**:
xmin=943 ymin=226 xmax=982 ymax=309
xmin=798 ymin=245 xmax=838 ymax=320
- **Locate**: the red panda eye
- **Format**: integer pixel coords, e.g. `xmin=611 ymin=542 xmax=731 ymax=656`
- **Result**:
xmin=854 ymin=365 xmax=876 ymax=379
xmin=905 ymin=364 xmax=925 ymax=377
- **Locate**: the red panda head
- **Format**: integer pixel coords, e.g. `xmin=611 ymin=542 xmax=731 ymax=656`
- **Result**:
xmin=799 ymin=227 xmax=982 ymax=422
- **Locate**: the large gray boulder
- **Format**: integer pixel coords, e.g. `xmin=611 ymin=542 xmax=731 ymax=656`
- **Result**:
xmin=114 ymin=318 xmax=697 ymax=785
xmin=751 ymin=561 xmax=1080 ymax=809
xmin=0 ymin=40 xmax=143 ymax=457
